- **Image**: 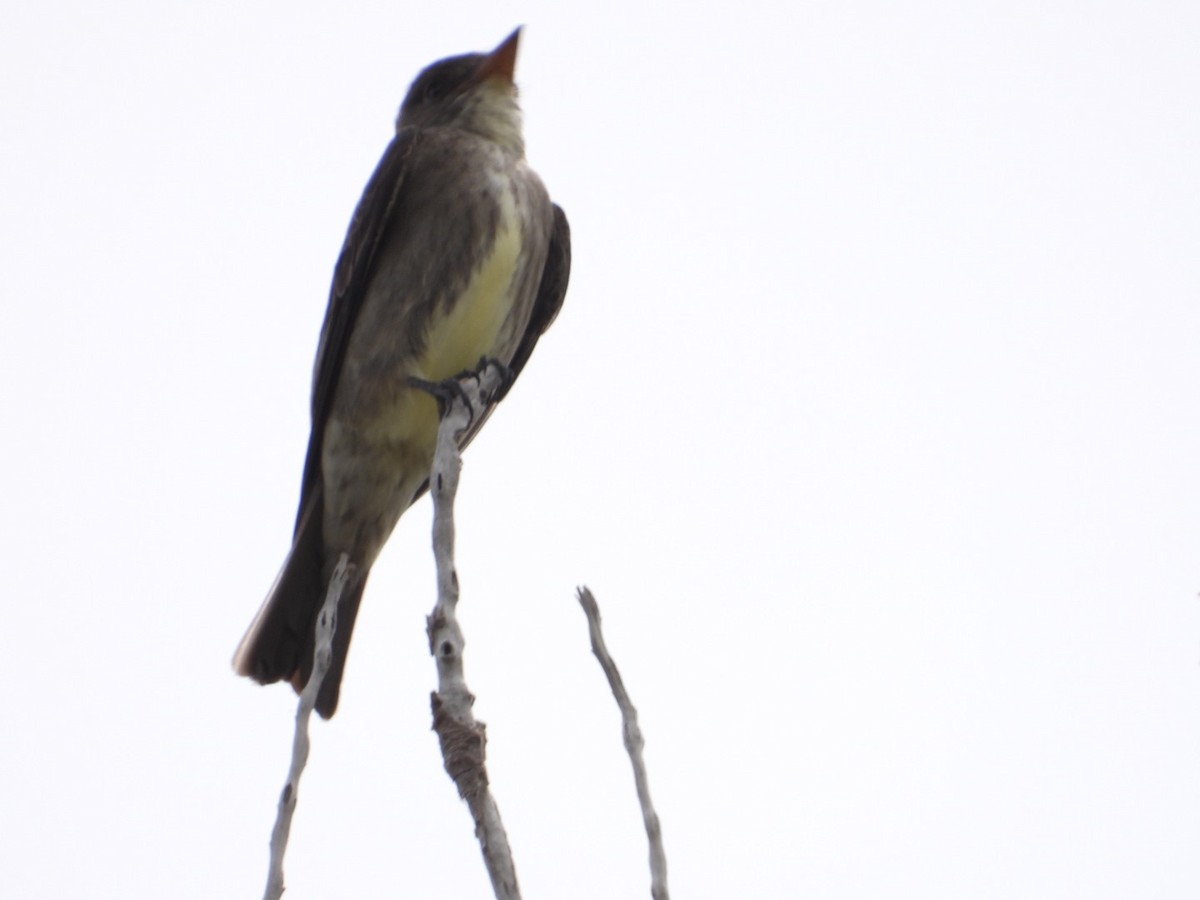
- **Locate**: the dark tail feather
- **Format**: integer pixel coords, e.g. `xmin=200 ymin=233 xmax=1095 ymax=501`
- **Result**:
xmin=234 ymin=487 xmax=370 ymax=718
xmin=291 ymin=571 xmax=368 ymax=719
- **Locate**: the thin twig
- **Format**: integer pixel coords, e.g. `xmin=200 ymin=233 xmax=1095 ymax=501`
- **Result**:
xmin=576 ymin=586 xmax=670 ymax=900
xmin=426 ymin=364 xmax=521 ymax=900
xmin=262 ymin=553 xmax=354 ymax=900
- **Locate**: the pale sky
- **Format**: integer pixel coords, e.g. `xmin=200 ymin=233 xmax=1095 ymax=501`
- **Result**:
xmin=2 ymin=2 xmax=1198 ymax=898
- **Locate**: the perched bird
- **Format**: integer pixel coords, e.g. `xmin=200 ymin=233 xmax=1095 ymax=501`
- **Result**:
xmin=233 ymin=28 xmax=571 ymax=718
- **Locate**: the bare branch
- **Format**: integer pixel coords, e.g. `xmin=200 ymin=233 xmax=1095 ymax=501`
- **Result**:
xmin=576 ymin=586 xmax=670 ymax=900
xmin=263 ymin=553 xmax=355 ymax=900
xmin=426 ymin=365 xmax=521 ymax=900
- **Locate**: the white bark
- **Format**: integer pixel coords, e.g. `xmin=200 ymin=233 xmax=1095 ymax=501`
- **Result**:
xmin=262 ymin=553 xmax=355 ymax=900
xmin=577 ymin=586 xmax=670 ymax=900
xmin=426 ymin=364 xmax=521 ymax=900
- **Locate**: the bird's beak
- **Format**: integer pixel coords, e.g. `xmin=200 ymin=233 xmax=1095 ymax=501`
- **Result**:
xmin=475 ymin=27 xmax=521 ymax=85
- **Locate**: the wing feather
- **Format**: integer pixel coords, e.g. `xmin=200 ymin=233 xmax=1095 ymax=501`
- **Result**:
xmin=294 ymin=131 xmax=421 ymax=532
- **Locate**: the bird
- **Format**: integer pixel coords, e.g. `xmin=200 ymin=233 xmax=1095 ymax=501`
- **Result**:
xmin=233 ymin=28 xmax=571 ymax=718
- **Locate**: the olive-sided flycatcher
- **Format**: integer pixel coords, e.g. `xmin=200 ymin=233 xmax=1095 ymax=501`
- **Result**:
xmin=233 ymin=28 xmax=571 ymax=717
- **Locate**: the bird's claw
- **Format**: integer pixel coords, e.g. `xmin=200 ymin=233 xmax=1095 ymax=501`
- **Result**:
xmin=455 ymin=357 xmax=514 ymax=402
xmin=408 ymin=358 xmax=511 ymax=428
xmin=406 ymin=375 xmax=476 ymax=426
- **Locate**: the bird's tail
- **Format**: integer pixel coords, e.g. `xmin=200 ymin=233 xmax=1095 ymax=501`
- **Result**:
xmin=233 ymin=489 xmax=367 ymax=718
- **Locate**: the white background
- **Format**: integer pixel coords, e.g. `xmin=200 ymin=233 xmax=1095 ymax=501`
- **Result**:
xmin=2 ymin=2 xmax=1198 ymax=897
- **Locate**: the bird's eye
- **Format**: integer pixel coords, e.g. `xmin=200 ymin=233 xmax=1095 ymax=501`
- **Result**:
xmin=424 ymin=75 xmax=452 ymax=101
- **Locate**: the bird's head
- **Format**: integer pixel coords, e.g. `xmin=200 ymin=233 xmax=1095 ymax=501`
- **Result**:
xmin=397 ymin=28 xmax=525 ymax=155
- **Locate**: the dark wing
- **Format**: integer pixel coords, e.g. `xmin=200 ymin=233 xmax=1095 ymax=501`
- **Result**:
xmin=293 ymin=130 xmax=421 ymax=533
xmin=502 ymin=203 xmax=571 ymax=391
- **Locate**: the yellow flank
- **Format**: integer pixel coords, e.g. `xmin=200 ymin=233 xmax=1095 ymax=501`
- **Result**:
xmin=419 ymin=188 xmax=520 ymax=382
xmin=374 ymin=187 xmax=521 ymax=457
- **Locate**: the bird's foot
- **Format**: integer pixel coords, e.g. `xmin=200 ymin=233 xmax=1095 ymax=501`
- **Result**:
xmin=407 ymin=375 xmax=477 ymax=426
xmin=408 ymin=359 xmax=512 ymax=427
xmin=456 ymin=357 xmax=514 ymax=402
